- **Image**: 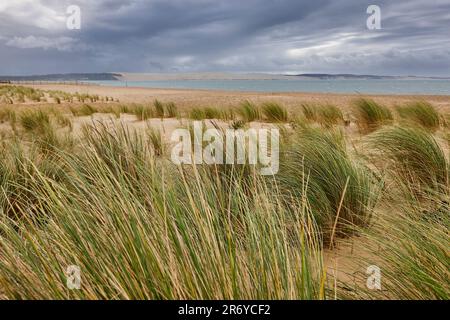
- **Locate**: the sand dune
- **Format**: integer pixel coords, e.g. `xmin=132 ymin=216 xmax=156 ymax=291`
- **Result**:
xmin=27 ymin=83 xmax=450 ymax=113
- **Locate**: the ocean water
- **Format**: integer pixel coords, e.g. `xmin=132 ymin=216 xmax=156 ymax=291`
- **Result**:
xmin=86 ymin=79 xmax=450 ymax=95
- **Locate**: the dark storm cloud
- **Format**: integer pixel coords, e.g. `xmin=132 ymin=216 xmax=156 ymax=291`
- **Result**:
xmin=0 ymin=0 xmax=449 ymax=76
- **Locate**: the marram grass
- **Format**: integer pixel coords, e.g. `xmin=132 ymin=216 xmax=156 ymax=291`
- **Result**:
xmin=353 ymin=98 xmax=393 ymax=133
xmin=262 ymin=102 xmax=288 ymax=122
xmin=154 ymin=99 xmax=165 ymax=118
xmin=0 ymin=123 xmax=327 ymax=299
xmin=349 ymin=189 xmax=450 ymax=300
xmin=398 ymin=101 xmax=440 ymax=131
xmin=368 ymin=126 xmax=449 ymax=194
xmin=317 ymin=104 xmax=344 ymax=127
xmin=0 ymin=111 xmax=448 ymax=300
xmin=133 ymin=104 xmax=154 ymax=121
xmin=165 ymin=102 xmax=178 ymax=118
xmin=301 ymin=103 xmax=344 ymax=127
xmin=278 ymin=127 xmax=377 ymax=243
xmin=19 ymin=109 xmax=50 ymax=132
xmin=237 ymin=100 xmax=261 ymax=122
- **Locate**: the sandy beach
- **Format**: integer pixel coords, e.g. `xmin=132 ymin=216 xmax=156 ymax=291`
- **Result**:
xmin=26 ymin=83 xmax=450 ymax=113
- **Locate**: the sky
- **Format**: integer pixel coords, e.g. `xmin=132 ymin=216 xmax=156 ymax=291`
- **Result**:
xmin=0 ymin=0 xmax=449 ymax=76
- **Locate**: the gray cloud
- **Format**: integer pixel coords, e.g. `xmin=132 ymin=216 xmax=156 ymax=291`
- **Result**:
xmin=0 ymin=0 xmax=449 ymax=76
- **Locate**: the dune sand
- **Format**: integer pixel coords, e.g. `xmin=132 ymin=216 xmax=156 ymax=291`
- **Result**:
xmin=26 ymin=83 xmax=450 ymax=113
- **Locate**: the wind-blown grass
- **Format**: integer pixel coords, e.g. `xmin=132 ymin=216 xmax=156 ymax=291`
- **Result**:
xmin=0 ymin=96 xmax=449 ymax=300
xmin=262 ymin=102 xmax=288 ymax=122
xmin=350 ymin=189 xmax=450 ymax=300
xmin=35 ymin=123 xmax=75 ymax=155
xmin=278 ymin=127 xmax=376 ymax=242
xmin=301 ymin=103 xmax=318 ymax=122
xmin=398 ymin=101 xmax=440 ymax=131
xmin=0 ymin=108 xmax=16 ymax=124
xmin=70 ymin=104 xmax=97 ymax=117
xmin=220 ymin=109 xmax=236 ymax=121
xmin=0 ymin=137 xmax=71 ymax=220
xmin=301 ymin=103 xmax=344 ymax=127
xmin=368 ymin=126 xmax=449 ymax=194
xmin=133 ymin=104 xmax=154 ymax=121
xmin=203 ymin=107 xmax=222 ymax=119
xmin=0 ymin=85 xmax=44 ymax=103
xmin=0 ymin=123 xmax=326 ymax=299
xmin=0 ymin=85 xmax=112 ymax=105
xmin=147 ymin=126 xmax=164 ymax=156
xmin=317 ymin=104 xmax=344 ymax=127
xmin=19 ymin=110 xmax=50 ymax=132
xmin=353 ymin=98 xmax=393 ymax=133
xmin=237 ymin=100 xmax=261 ymax=122
xmin=154 ymin=99 xmax=165 ymax=118
xmin=189 ymin=107 xmax=206 ymax=120
xmin=187 ymin=107 xmax=232 ymax=120
xmin=165 ymin=102 xmax=178 ymax=118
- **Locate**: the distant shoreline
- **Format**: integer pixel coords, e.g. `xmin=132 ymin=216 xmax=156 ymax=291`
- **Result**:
xmin=22 ymin=83 xmax=450 ymax=110
xmin=82 ymin=78 xmax=450 ymax=96
xmin=1 ymin=72 xmax=449 ymax=82
xmin=4 ymin=80 xmax=449 ymax=97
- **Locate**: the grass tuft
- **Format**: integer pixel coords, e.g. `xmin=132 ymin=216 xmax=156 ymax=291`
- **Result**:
xmin=19 ymin=110 xmax=50 ymax=132
xmin=398 ymin=101 xmax=440 ymax=131
xmin=0 ymin=122 xmax=325 ymax=299
xmin=154 ymin=99 xmax=165 ymax=118
xmin=353 ymin=98 xmax=393 ymax=133
xmin=262 ymin=102 xmax=288 ymax=122
xmin=369 ymin=126 xmax=449 ymax=193
xmin=189 ymin=107 xmax=206 ymax=120
xmin=165 ymin=102 xmax=178 ymax=118
xmin=278 ymin=127 xmax=376 ymax=242
xmin=147 ymin=126 xmax=164 ymax=156
xmin=133 ymin=104 xmax=154 ymax=121
xmin=203 ymin=107 xmax=222 ymax=119
xmin=237 ymin=100 xmax=261 ymax=122
xmin=317 ymin=104 xmax=344 ymax=127
xmin=351 ymin=190 xmax=450 ymax=300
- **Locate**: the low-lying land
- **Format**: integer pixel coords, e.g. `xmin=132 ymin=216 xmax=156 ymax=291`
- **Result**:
xmin=0 ymin=84 xmax=448 ymax=300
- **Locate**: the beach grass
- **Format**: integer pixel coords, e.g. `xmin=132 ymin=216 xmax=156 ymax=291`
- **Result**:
xmin=353 ymin=98 xmax=393 ymax=133
xmin=19 ymin=109 xmax=50 ymax=132
xmin=154 ymin=99 xmax=165 ymax=118
xmin=278 ymin=127 xmax=376 ymax=243
xmin=0 ymin=123 xmax=326 ymax=299
xmin=133 ymin=104 xmax=155 ymax=121
xmin=165 ymin=102 xmax=178 ymax=118
xmin=351 ymin=189 xmax=449 ymax=300
xmin=368 ymin=126 xmax=449 ymax=194
xmin=0 ymin=85 xmax=448 ymax=300
xmin=317 ymin=104 xmax=344 ymax=127
xmin=262 ymin=102 xmax=288 ymax=122
xmin=189 ymin=107 xmax=206 ymax=120
xmin=237 ymin=100 xmax=261 ymax=122
xmin=301 ymin=103 xmax=344 ymax=127
xmin=203 ymin=107 xmax=222 ymax=119
xmin=398 ymin=101 xmax=440 ymax=131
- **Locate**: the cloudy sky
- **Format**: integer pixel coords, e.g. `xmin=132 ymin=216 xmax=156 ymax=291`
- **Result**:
xmin=1 ymin=0 xmax=449 ymax=76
